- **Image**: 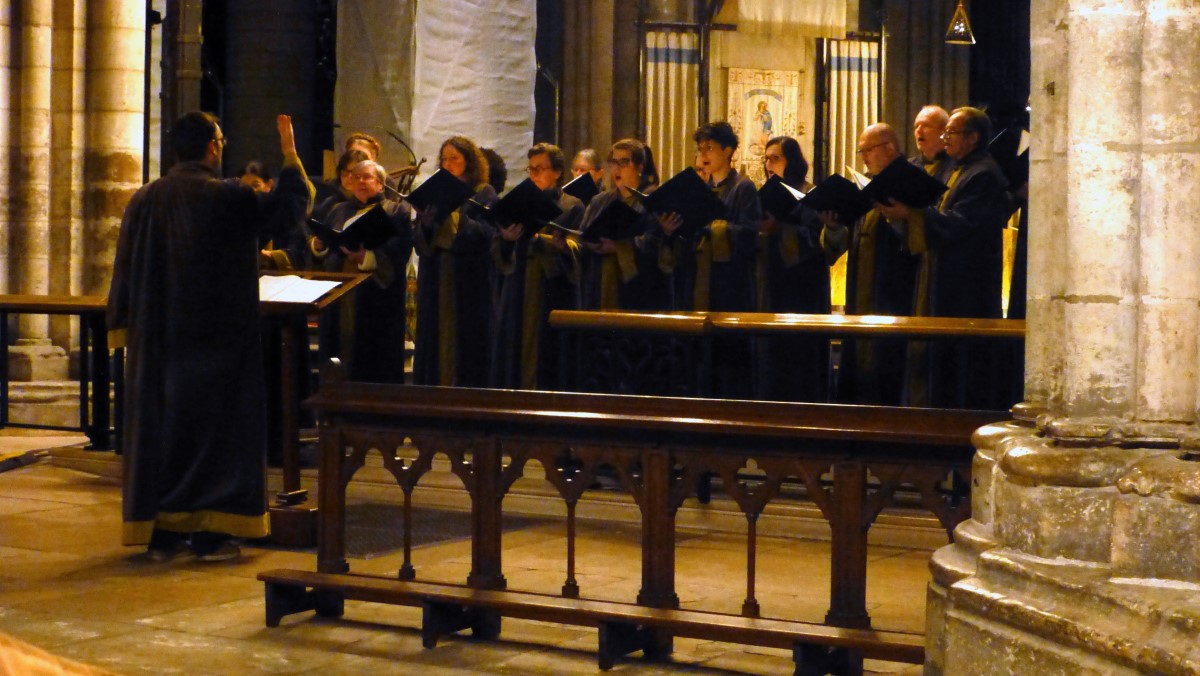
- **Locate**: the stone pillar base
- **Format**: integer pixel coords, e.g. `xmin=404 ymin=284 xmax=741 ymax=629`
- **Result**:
xmin=8 ymin=338 xmax=69 ymax=382
xmin=932 ymin=423 xmax=1200 ymax=675
xmin=943 ymin=548 xmax=1199 ymax=675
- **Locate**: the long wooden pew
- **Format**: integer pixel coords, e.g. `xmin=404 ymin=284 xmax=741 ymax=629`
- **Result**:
xmin=258 ymin=365 xmax=1005 ymax=674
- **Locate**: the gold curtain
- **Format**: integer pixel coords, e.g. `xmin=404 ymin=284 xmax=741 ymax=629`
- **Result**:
xmin=825 ymin=39 xmax=881 ymax=180
xmin=644 ymin=31 xmax=699 ymax=181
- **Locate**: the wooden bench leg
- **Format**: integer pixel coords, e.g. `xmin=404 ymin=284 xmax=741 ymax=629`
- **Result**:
xmin=264 ymin=582 xmax=314 ymax=628
xmin=421 ymin=602 xmax=502 ymax=649
xmin=792 ymin=642 xmax=862 ymax=676
xmin=314 ymin=589 xmax=344 ymax=619
xmin=598 ymin=622 xmax=673 ymax=670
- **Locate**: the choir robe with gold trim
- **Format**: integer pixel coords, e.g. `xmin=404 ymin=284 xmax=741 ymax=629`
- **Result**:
xmin=662 ymin=168 xmax=761 ymax=398
xmin=821 ymin=155 xmax=920 ymax=405
xmin=106 ymin=156 xmax=313 ymax=546
xmin=490 ymin=188 xmax=584 ymax=390
xmin=412 ymin=184 xmax=498 ymax=387
xmin=316 ymin=194 xmax=414 ymax=383
xmin=903 ymin=148 xmax=1010 ymax=408
xmin=662 ymin=168 xmax=761 ymax=312
xmin=757 ymin=199 xmax=831 ymax=402
xmin=578 ymin=189 xmax=670 ymax=311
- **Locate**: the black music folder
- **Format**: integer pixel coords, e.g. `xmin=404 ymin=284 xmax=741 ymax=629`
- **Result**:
xmin=799 ymin=174 xmax=874 ymax=224
xmin=308 ymin=204 xmax=396 ymax=251
xmin=758 ymin=175 xmax=807 ymax=221
xmin=483 ymin=178 xmax=564 ymax=233
xmin=642 ymin=167 xmax=726 ymax=237
xmin=580 ymin=194 xmax=646 ymax=243
xmin=404 ymin=168 xmax=474 ymax=219
xmin=562 ymin=172 xmax=600 ymax=206
xmin=860 ymin=158 xmax=948 ymax=209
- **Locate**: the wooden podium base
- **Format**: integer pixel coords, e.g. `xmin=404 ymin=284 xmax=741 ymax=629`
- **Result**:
xmin=268 ymin=505 xmax=318 ymax=548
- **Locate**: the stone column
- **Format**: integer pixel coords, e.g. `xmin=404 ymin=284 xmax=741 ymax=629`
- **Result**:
xmin=47 ymin=0 xmax=84 ymax=351
xmin=15 ymin=0 xmax=53 ymax=339
xmin=83 ymin=0 xmax=144 ymax=296
xmin=931 ymin=1 xmax=1200 ymax=673
xmin=0 ymin=2 xmax=12 ymax=297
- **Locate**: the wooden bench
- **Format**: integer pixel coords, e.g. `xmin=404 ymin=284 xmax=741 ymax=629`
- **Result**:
xmin=259 ymin=568 xmax=924 ymax=673
xmin=259 ymin=368 xmax=1004 ymax=674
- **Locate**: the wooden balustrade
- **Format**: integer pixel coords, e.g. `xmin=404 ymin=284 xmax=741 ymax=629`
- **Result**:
xmin=550 ymin=310 xmax=1025 ymax=402
xmin=258 ymin=365 xmax=1007 ymax=674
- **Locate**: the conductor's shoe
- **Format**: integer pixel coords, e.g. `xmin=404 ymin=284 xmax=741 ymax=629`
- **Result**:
xmin=145 ymin=529 xmax=189 ymax=562
xmin=196 ymin=541 xmax=241 ymax=562
xmin=190 ymin=532 xmax=241 ymax=562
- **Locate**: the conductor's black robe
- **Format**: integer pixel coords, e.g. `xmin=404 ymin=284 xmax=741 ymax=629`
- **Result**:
xmin=107 ymin=157 xmax=312 ymax=546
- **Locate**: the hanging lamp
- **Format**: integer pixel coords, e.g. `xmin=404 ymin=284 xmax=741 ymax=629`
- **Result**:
xmin=945 ymin=0 xmax=976 ymax=45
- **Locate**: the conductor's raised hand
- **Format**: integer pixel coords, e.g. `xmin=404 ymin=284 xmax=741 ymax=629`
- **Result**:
xmin=277 ymin=115 xmax=297 ymax=157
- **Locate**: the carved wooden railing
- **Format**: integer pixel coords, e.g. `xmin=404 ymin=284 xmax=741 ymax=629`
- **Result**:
xmin=259 ymin=367 xmax=1005 ymax=674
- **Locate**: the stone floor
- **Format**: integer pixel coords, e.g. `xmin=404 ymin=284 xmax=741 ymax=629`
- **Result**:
xmin=0 ymin=431 xmax=929 ymax=675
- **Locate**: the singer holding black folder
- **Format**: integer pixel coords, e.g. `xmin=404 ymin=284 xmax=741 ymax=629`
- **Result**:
xmin=820 ymin=124 xmax=919 ymax=405
xmin=658 ymin=121 xmax=761 ymax=398
xmin=757 ymin=136 xmax=830 ymax=402
xmin=412 ymin=136 xmax=498 ymax=387
xmin=874 ymin=107 xmax=1010 ymax=409
xmin=311 ymin=159 xmax=413 ymax=383
xmin=660 ymin=121 xmax=761 ymax=314
xmin=491 ymin=144 xmax=584 ymax=389
xmin=578 ymin=139 xmax=669 ymax=311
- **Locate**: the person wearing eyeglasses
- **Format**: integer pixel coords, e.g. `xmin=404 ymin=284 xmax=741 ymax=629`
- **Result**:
xmin=310 ymin=159 xmax=414 ymax=383
xmin=657 ymin=120 xmax=761 ymax=397
xmin=490 ymin=143 xmax=584 ymax=389
xmin=819 ymin=123 xmax=919 ymax=405
xmin=757 ymin=135 xmax=830 ymax=402
xmin=874 ymin=106 xmax=1010 ymax=408
xmin=107 ymin=113 xmax=314 ymax=562
xmin=412 ymin=135 xmax=499 ymax=387
xmin=576 ymin=139 xmax=671 ymax=312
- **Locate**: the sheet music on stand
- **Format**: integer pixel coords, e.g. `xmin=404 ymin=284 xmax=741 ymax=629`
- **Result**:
xmin=259 ymin=275 xmax=342 ymax=304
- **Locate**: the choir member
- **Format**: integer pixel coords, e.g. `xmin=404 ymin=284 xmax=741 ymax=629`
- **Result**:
xmin=313 ymin=148 xmax=370 ymax=222
xmin=875 ymin=107 xmax=1010 ymax=408
xmin=571 ymin=148 xmax=605 ymax=186
xmin=758 ymin=136 xmax=830 ymax=401
xmin=658 ymin=121 xmax=761 ymax=398
xmin=661 ymin=121 xmax=761 ymax=313
xmin=311 ymin=159 xmax=414 ymax=383
xmin=491 ymin=143 xmax=584 ymax=389
xmin=412 ymin=135 xmax=498 ymax=386
xmin=911 ymin=105 xmax=954 ymax=183
xmin=579 ymin=139 xmax=670 ymax=311
xmin=820 ymin=124 xmax=918 ymax=405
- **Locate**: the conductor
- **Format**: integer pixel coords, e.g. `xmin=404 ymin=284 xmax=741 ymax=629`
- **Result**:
xmin=107 ymin=113 xmax=313 ymax=561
